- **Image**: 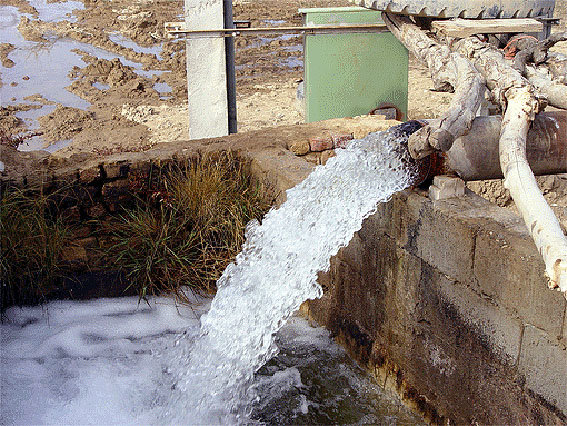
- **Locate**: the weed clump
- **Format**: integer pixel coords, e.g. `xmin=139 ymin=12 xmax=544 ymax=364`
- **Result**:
xmin=0 ymin=152 xmax=270 ymax=310
xmin=1 ymin=188 xmax=70 ymax=310
xmin=108 ymin=153 xmax=270 ymax=302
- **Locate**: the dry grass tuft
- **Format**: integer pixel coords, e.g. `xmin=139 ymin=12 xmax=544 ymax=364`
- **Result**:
xmin=107 ymin=152 xmax=271 ymax=302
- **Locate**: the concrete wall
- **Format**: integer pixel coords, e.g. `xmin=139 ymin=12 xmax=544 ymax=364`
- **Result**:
xmin=303 ymin=189 xmax=567 ymax=424
xmin=185 ymin=0 xmax=228 ymax=139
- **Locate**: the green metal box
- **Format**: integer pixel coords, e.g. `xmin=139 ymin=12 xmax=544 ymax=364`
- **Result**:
xmin=299 ymin=7 xmax=408 ymax=123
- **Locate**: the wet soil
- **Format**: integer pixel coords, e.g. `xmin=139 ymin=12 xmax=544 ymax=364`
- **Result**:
xmin=0 ymin=0 xmax=474 ymax=156
xmin=1 ymin=0 xmax=351 ymax=156
xmin=4 ymin=0 xmax=564 ymax=149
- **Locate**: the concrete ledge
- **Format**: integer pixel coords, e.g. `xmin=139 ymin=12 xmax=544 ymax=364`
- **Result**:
xmin=1 ymin=115 xmax=397 ymax=189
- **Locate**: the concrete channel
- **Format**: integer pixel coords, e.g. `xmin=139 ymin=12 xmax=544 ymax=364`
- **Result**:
xmin=1 ymin=115 xmax=566 ymax=423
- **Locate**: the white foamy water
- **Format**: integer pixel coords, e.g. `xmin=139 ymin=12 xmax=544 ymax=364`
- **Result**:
xmin=1 ymin=298 xmax=422 ymax=425
xmin=0 ymin=294 xmax=210 ymax=425
xmin=162 ymin=125 xmax=419 ymax=423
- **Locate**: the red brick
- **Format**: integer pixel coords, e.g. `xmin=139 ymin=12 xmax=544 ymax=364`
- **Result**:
xmin=331 ymin=132 xmax=354 ymax=149
xmin=309 ymin=136 xmax=333 ymax=152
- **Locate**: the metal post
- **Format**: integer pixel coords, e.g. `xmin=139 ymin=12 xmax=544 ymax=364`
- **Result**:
xmin=223 ymin=0 xmax=237 ymax=134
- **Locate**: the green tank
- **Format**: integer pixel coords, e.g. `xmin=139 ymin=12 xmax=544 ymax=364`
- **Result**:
xmin=300 ymin=7 xmax=409 ymax=123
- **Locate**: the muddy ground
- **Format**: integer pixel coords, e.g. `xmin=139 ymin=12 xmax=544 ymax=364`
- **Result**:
xmin=0 ymin=0 xmax=566 ymax=226
xmin=1 ymin=0 xmax=348 ymax=154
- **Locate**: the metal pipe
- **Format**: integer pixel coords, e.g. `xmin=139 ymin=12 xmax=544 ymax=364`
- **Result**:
xmin=165 ymin=23 xmax=388 ymax=38
xmin=431 ymin=111 xmax=567 ymax=181
xmin=223 ymin=0 xmax=237 ymax=134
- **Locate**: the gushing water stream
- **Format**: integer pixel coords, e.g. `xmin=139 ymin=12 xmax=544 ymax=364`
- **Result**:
xmin=162 ymin=124 xmax=421 ymax=423
xmin=1 ymin=124 xmax=423 ymax=425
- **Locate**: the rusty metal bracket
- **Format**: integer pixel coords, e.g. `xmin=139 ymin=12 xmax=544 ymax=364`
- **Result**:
xmin=369 ymin=103 xmax=404 ymax=121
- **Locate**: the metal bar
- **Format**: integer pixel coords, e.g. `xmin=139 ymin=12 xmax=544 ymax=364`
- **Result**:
xmin=223 ymin=0 xmax=237 ymax=134
xmin=165 ymin=22 xmax=388 ymax=38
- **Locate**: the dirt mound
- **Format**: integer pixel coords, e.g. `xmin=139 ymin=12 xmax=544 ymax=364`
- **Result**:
xmin=116 ymin=8 xmax=159 ymax=45
xmin=121 ymin=104 xmax=188 ymax=144
xmin=0 ymin=107 xmax=23 ymax=141
xmin=0 ymin=104 xmax=44 ymax=142
xmin=468 ymin=175 xmax=567 ymax=231
xmin=82 ymin=57 xmax=140 ymax=87
xmin=38 ymin=107 xmax=94 ymax=143
xmin=17 ymin=16 xmax=47 ymax=42
xmin=0 ymin=43 xmax=15 ymax=68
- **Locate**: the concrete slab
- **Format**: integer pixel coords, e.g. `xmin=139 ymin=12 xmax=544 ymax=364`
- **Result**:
xmin=185 ymin=0 xmax=228 ymax=139
xmin=404 ymin=194 xmax=477 ymax=284
xmin=429 ymin=175 xmax=466 ymax=201
xmin=474 ymin=227 xmax=567 ymax=337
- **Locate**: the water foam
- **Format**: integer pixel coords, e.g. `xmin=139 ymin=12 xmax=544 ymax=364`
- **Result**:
xmin=1 ymin=299 xmax=422 ymax=425
xmin=162 ymin=125 xmax=419 ymax=423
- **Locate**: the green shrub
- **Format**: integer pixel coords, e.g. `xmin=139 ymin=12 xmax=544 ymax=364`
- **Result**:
xmin=107 ymin=153 xmax=271 ymax=302
xmin=1 ymin=188 xmax=70 ymax=310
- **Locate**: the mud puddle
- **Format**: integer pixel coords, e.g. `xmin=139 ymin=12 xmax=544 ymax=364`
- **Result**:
xmin=241 ymin=33 xmax=301 ymax=50
xmin=92 ymin=81 xmax=109 ymax=91
xmin=2 ymin=0 xmax=355 ymax=157
xmin=18 ymin=136 xmax=71 ymax=152
xmin=278 ymin=56 xmax=303 ymax=68
xmin=1 ymin=1 xmax=168 ymax=152
xmin=26 ymin=0 xmax=83 ymax=22
xmin=108 ymin=32 xmax=162 ymax=56
xmin=2 ymin=15 xmax=161 ymax=106
xmin=262 ymin=19 xmax=287 ymax=25
xmin=2 ymin=36 xmax=92 ymax=109
xmin=154 ymin=81 xmax=173 ymax=99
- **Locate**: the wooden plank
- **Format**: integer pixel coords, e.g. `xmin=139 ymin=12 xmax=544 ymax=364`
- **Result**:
xmin=432 ymin=18 xmax=543 ymax=38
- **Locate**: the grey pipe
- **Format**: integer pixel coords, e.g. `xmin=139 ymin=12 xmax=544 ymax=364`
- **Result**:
xmin=438 ymin=111 xmax=567 ymax=181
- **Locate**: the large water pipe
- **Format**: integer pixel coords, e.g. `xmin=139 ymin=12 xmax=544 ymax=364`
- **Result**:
xmin=424 ymin=111 xmax=566 ymax=181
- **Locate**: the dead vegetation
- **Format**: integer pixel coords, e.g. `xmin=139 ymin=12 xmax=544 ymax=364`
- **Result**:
xmin=1 ymin=188 xmax=71 ymax=310
xmin=106 ymin=153 xmax=271 ymax=302
xmin=1 ymin=153 xmax=271 ymax=311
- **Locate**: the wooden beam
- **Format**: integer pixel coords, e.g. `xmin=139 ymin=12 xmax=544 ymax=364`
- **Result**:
xmin=432 ymin=18 xmax=543 ymax=38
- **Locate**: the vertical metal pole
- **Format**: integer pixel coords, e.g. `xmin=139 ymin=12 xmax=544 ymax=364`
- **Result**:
xmin=223 ymin=0 xmax=238 ymax=134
